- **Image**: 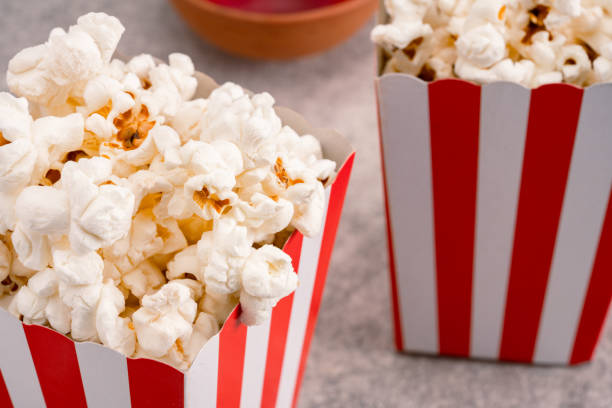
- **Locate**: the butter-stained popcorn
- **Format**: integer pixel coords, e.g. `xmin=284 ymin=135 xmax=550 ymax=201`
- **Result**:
xmin=373 ymin=0 xmax=612 ymax=87
xmin=0 ymin=12 xmax=337 ymax=370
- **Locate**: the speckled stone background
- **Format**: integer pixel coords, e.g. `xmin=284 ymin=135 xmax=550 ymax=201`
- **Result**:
xmin=2 ymin=1 xmax=611 ymax=407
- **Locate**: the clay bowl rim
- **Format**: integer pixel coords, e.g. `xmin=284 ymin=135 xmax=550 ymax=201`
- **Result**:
xmin=180 ymin=0 xmax=378 ymax=23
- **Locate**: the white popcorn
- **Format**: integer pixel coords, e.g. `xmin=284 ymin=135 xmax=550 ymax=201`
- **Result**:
xmin=126 ymin=211 xmax=187 ymax=266
xmin=62 ymin=161 xmax=135 ymax=253
xmin=32 ymin=113 xmax=84 ymax=173
xmin=133 ymin=281 xmax=197 ymax=358
xmin=171 ymin=97 xmax=207 ymax=140
xmin=11 ymin=224 xmax=51 ymax=271
xmin=239 ymin=245 xmax=298 ymax=325
xmin=52 ymin=244 xmax=104 ymax=286
xmin=166 ymin=245 xmax=202 ymax=281
xmin=197 ymin=218 xmax=252 ymax=295
xmin=7 ymin=13 xmax=124 ymax=114
xmin=373 ymin=0 xmax=612 ymax=87
xmin=15 ymin=186 xmax=70 ymax=235
xmin=122 ymin=260 xmax=165 ymax=299
xmin=557 ymin=44 xmax=592 ymax=85
xmin=200 ymin=84 xmax=280 ymax=169
xmin=59 ymin=281 xmax=103 ymax=341
xmin=456 ymin=24 xmax=506 ymax=69
xmin=13 ymin=285 xmax=48 ymax=325
xmin=231 ymin=190 xmax=294 ymax=243
xmin=0 ymin=92 xmax=33 ymax=142
xmin=96 ymin=282 xmax=136 ymax=356
xmin=370 ymin=0 xmax=434 ymax=50
xmin=0 ymin=12 xmax=334 ymax=370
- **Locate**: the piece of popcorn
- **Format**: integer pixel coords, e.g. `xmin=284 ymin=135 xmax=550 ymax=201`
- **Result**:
xmin=557 ymin=44 xmax=592 ymax=85
xmin=52 ymin=244 xmax=104 ymax=286
xmin=0 ymin=92 xmax=33 ymax=142
xmin=132 ymin=281 xmax=198 ymax=358
xmin=11 ymin=224 xmax=51 ymax=271
xmin=0 ymin=94 xmax=38 ymax=222
xmin=95 ymin=282 xmax=136 ymax=356
xmin=170 ymin=99 xmax=208 ymax=143
xmin=370 ymin=0 xmax=434 ymax=50
xmin=200 ymin=84 xmax=280 ymax=169
xmin=456 ymin=23 xmax=506 ymax=69
xmin=197 ymin=218 xmax=252 ymax=295
xmin=230 ymin=189 xmax=294 ymax=243
xmin=7 ymin=13 xmax=124 ymax=114
xmin=138 ymin=55 xmax=198 ymax=119
xmin=166 ymin=245 xmax=202 ymax=281
xmin=15 ymin=186 xmax=70 ymax=235
xmin=59 ymin=281 xmax=103 ymax=342
xmin=13 ymin=285 xmax=48 ymax=325
xmin=31 ymin=113 xmax=84 ymax=177
xmin=239 ymin=245 xmax=298 ymax=325
xmin=127 ymin=210 xmax=187 ymax=266
xmin=594 ymin=56 xmax=612 ymax=81
xmin=61 ymin=160 xmax=135 ymax=254
xmin=265 ymin=156 xmax=327 ymax=237
xmin=126 ymin=170 xmax=173 ymax=212
xmin=122 ymin=260 xmax=166 ymax=299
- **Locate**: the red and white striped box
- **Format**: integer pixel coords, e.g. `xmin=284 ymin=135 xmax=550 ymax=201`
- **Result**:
xmin=376 ymin=70 xmax=612 ymax=365
xmin=0 ymin=72 xmax=355 ymax=407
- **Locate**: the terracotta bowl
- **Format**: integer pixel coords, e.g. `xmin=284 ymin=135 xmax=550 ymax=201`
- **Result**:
xmin=168 ymin=0 xmax=378 ymax=59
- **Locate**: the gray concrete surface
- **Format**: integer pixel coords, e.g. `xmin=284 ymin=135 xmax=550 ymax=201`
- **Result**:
xmin=1 ymin=1 xmax=611 ymax=406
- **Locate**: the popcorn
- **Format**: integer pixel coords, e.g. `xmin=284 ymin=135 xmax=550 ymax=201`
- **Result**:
xmin=133 ymin=281 xmax=197 ymax=358
xmin=122 ymin=260 xmax=166 ymax=299
xmin=373 ymin=0 xmax=612 ymax=87
xmin=0 ymin=13 xmax=336 ymax=371
xmin=197 ymin=218 xmax=251 ymax=295
xmin=61 ymin=160 xmax=135 ymax=254
xmin=200 ymin=84 xmax=279 ymax=169
xmin=95 ymin=282 xmax=136 ymax=356
xmin=7 ymin=13 xmax=124 ymax=114
xmin=239 ymin=245 xmax=298 ymax=326
xmin=15 ymin=186 xmax=70 ymax=235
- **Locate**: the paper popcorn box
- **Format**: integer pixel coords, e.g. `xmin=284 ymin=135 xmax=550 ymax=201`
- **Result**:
xmin=376 ymin=57 xmax=612 ymax=365
xmin=0 ymin=71 xmax=355 ymax=408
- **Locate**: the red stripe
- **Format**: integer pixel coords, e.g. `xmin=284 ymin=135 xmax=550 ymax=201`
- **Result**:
xmin=260 ymin=232 xmax=303 ymax=408
xmin=0 ymin=370 xmax=14 ymax=408
xmin=127 ymin=357 xmax=184 ymax=407
xmin=23 ymin=324 xmax=87 ymax=408
xmin=570 ymin=189 xmax=612 ymax=364
xmin=428 ymin=79 xmax=480 ymax=357
xmin=292 ymin=154 xmax=355 ymax=408
xmin=500 ymin=84 xmax=583 ymax=362
xmin=376 ymin=81 xmax=405 ymax=352
xmin=216 ymin=308 xmax=248 ymax=407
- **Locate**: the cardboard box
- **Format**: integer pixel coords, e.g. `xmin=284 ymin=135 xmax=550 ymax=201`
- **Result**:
xmin=375 ymin=3 xmax=612 ymax=365
xmin=0 ymin=71 xmax=355 ymax=407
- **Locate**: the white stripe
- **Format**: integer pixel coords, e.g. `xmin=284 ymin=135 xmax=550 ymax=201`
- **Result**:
xmin=185 ymin=333 xmax=219 ymax=408
xmin=534 ymin=84 xmax=612 ymax=364
xmin=471 ymin=82 xmax=530 ymax=359
xmin=0 ymin=309 xmax=46 ymax=407
xmin=239 ymin=319 xmax=271 ymax=408
xmin=378 ymin=74 xmax=438 ymax=353
xmin=275 ymin=189 xmax=330 ymax=408
xmin=74 ymin=341 xmax=132 ymax=408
